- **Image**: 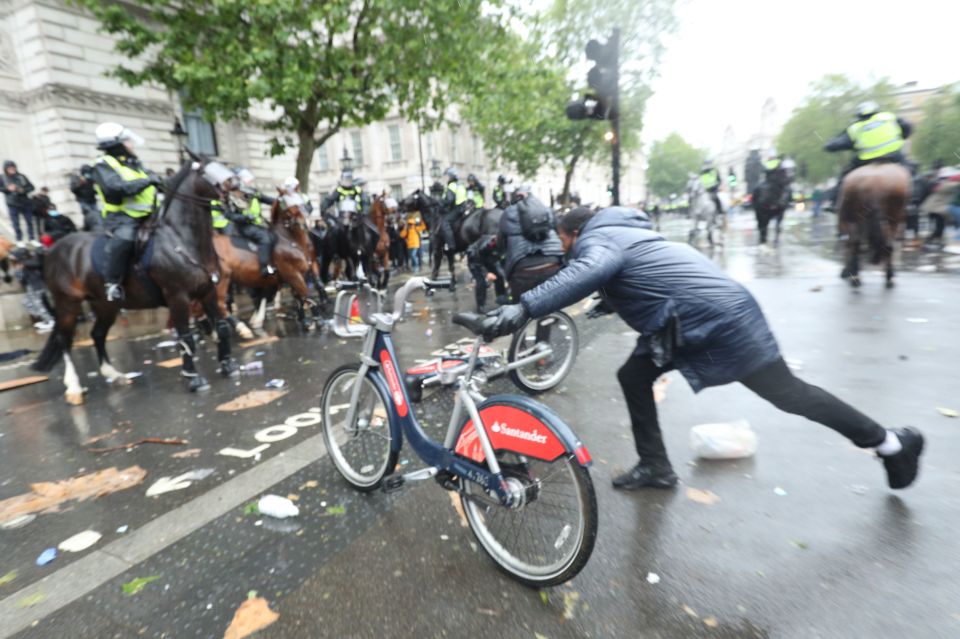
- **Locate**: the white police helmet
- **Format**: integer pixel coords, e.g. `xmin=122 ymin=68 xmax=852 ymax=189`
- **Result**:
xmin=95 ymin=122 xmax=144 ymax=150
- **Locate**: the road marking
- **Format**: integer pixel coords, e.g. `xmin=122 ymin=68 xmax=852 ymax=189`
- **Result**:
xmin=0 ymin=434 xmax=327 ymax=639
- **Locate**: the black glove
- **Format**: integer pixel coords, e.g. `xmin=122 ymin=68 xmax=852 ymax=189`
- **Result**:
xmin=481 ymin=303 xmax=528 ymax=342
xmin=586 ymin=295 xmax=615 ymax=319
xmin=147 ymin=172 xmax=165 ymax=187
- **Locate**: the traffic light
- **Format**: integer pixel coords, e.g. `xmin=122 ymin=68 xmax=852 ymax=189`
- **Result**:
xmin=565 ymin=34 xmax=619 ymax=121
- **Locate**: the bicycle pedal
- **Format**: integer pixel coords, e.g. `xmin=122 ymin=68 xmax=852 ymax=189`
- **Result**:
xmin=382 ymin=474 xmax=405 ymax=493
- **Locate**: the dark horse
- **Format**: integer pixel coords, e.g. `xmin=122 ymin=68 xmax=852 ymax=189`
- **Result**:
xmin=33 ymin=156 xmax=238 ymax=403
xmin=317 ymin=201 xmax=358 ymax=283
xmin=399 ymin=189 xmax=503 ymax=285
xmin=345 ymin=202 xmax=382 ymax=289
xmin=838 ymin=163 xmax=910 ymax=288
xmin=751 ymin=170 xmax=791 ymax=246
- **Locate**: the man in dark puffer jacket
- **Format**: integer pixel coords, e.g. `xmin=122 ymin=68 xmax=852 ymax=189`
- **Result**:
xmin=480 ymin=206 xmax=924 ymax=491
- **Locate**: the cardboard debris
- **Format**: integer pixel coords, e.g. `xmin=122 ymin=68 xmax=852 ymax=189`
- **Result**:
xmin=223 ymin=596 xmax=279 ymax=639
xmin=216 ymin=390 xmax=288 ymax=411
xmin=0 ymin=376 xmax=48 ymax=392
xmin=155 ymin=357 xmax=181 ymax=368
xmin=685 ymin=487 xmax=721 ymax=505
xmin=240 ymin=336 xmax=279 ymax=348
xmin=0 ymin=466 xmax=147 ymax=525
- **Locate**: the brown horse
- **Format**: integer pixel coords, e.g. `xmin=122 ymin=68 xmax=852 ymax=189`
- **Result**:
xmin=838 ymin=163 xmax=910 ymax=288
xmin=0 ymin=235 xmax=13 ymax=284
xmin=212 ymin=192 xmax=324 ymax=335
xmin=33 ymin=157 xmax=238 ymax=402
xmin=367 ymin=193 xmax=393 ymax=290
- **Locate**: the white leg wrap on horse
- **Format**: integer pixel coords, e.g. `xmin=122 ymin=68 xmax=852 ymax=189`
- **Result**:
xmin=99 ymin=362 xmax=126 ymax=382
xmin=63 ymin=354 xmax=83 ymax=395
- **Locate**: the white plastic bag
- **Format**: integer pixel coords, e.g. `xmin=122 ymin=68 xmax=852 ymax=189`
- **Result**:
xmin=257 ymin=495 xmax=300 ymax=519
xmin=690 ymin=420 xmax=757 ymax=460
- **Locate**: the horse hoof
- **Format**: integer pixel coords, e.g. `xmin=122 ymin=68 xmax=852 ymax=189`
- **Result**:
xmin=840 ymin=268 xmax=851 ymax=279
xmin=237 ymin=323 xmax=254 ymax=340
xmin=65 ymin=390 xmax=85 ymax=406
xmin=187 ymin=375 xmax=211 ymax=393
xmin=218 ymin=359 xmax=240 ymax=379
xmin=885 ymin=279 xmax=895 ymax=289
xmin=850 ymin=276 xmax=861 ymax=288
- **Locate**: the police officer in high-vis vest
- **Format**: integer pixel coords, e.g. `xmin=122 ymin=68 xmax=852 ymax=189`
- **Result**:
xmin=439 ymin=167 xmax=467 ymax=250
xmin=466 ymin=173 xmax=485 ymax=209
xmin=92 ymin=122 xmax=163 ymax=302
xmin=824 ymin=101 xmax=912 ymax=206
xmin=320 ymin=169 xmax=364 ymax=220
xmin=698 ymin=159 xmax=724 ymax=217
xmin=492 ymin=175 xmax=510 ymax=209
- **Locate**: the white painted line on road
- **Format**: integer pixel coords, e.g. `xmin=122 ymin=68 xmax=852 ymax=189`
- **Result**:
xmin=0 ymin=434 xmax=327 ymax=639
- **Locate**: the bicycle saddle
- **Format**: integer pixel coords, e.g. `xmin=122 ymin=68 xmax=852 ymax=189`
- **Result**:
xmin=452 ymin=312 xmax=490 ymax=337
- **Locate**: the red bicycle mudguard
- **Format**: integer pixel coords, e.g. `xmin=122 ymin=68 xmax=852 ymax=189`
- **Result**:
xmin=454 ymin=397 xmax=591 ymax=467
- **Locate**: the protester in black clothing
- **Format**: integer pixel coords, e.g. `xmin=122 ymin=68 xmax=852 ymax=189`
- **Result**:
xmin=2 ymin=160 xmax=36 ymax=242
xmin=42 ymin=207 xmax=78 ymax=244
xmin=70 ymin=165 xmax=101 ymax=231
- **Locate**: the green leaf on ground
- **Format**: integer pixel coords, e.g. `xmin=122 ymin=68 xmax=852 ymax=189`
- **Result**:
xmin=325 ymin=505 xmax=346 ymax=516
xmin=242 ymin=502 xmax=259 ymax=516
xmin=122 ymin=575 xmax=161 ymax=596
xmin=791 ymin=540 xmax=809 ymax=550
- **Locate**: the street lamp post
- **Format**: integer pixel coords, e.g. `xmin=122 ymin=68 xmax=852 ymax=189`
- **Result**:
xmin=169 ymin=118 xmax=188 ymax=164
xmin=340 ymin=147 xmax=354 ymax=173
xmin=429 ymin=159 xmax=442 ymax=197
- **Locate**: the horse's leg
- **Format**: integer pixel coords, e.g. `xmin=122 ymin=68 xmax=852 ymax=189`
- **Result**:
xmin=90 ymin=303 xmax=128 ymax=385
xmin=200 ymin=288 xmax=237 ymax=378
xmin=170 ymin=298 xmax=210 ymax=392
xmin=57 ymin=301 xmax=84 ymax=404
xmin=250 ymin=294 xmax=268 ymax=335
xmin=447 ymin=250 xmax=456 ymax=291
xmin=430 ymin=243 xmax=441 ymax=280
xmin=843 ymin=227 xmax=862 ymax=287
xmin=773 ymin=212 xmax=783 ymax=247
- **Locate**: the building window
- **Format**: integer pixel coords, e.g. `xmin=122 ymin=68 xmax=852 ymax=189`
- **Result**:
xmin=388 ymin=125 xmax=403 ymax=161
xmin=316 ymin=142 xmax=329 ymax=171
xmin=472 ymin=135 xmax=480 ymax=164
xmin=450 ymin=127 xmax=459 ymax=163
xmin=351 ymin=131 xmax=364 ymax=166
xmin=426 ymin=132 xmax=436 ymax=161
xmin=183 ymin=108 xmax=217 ymax=155
xmin=390 ymin=183 xmax=403 ymax=200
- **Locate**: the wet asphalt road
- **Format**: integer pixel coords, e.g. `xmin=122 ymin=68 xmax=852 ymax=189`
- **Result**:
xmin=1 ymin=210 xmax=960 ymax=638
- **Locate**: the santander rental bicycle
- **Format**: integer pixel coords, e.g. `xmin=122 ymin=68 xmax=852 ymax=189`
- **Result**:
xmin=320 ymin=277 xmax=598 ymax=587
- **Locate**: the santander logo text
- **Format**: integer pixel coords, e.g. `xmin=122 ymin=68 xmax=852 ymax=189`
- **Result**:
xmin=489 ymin=421 xmax=548 ymax=444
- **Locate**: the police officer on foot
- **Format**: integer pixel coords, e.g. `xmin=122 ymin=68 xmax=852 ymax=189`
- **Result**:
xmin=92 ymin=122 xmax=163 ymax=302
xmin=480 ymin=206 xmax=925 ymax=491
xmin=440 ymin=167 xmax=467 ymax=252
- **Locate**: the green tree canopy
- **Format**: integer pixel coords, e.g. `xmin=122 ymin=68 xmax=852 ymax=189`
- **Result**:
xmin=776 ymin=74 xmax=897 ymax=184
xmin=910 ymin=85 xmax=960 ymax=169
xmin=646 ymin=133 xmax=703 ymax=198
xmin=78 ymin=0 xmax=507 ymax=191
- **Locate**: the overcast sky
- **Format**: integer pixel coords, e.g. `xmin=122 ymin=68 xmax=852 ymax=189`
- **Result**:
xmin=642 ymin=0 xmax=959 ymax=152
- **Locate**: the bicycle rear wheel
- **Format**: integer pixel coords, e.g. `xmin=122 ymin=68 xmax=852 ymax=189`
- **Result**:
xmin=460 ymin=443 xmax=597 ymax=587
xmin=321 ymin=363 xmax=397 ymax=491
xmin=507 ymin=311 xmax=579 ymax=394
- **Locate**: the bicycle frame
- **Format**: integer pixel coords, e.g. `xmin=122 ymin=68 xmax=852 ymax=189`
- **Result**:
xmin=341 ymin=285 xmax=591 ymax=507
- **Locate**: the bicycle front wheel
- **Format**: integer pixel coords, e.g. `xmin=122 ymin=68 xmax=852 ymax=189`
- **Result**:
xmin=507 ymin=311 xmax=579 ymax=394
xmin=321 ymin=364 xmax=397 ymax=491
xmin=461 ymin=446 xmax=597 ymax=587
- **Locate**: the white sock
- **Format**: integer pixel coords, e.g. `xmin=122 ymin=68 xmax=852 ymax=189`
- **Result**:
xmin=875 ymin=430 xmax=902 ymax=457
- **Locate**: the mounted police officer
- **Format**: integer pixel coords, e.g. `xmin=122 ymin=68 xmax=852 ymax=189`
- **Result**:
xmin=230 ymin=168 xmax=276 ymax=277
xmin=439 ymin=167 xmax=467 ymax=250
xmin=699 ymin=159 xmax=724 ymax=217
xmin=825 ymin=101 xmax=912 ymax=208
xmin=492 ymin=175 xmax=510 ymax=209
xmin=759 ymin=149 xmax=792 ymax=209
xmin=321 ymin=169 xmax=364 ymax=220
xmin=92 ymin=122 xmax=163 ymax=302
xmin=282 ymin=176 xmax=313 ymax=215
xmin=466 ymin=173 xmax=485 ymax=209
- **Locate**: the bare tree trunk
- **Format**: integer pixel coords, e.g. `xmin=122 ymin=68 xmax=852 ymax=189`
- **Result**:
xmin=295 ymin=127 xmax=317 ymax=193
xmin=561 ymin=153 xmax=580 ymax=205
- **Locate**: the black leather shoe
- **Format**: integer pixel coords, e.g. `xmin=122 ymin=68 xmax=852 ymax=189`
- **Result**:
xmin=612 ymin=463 xmax=678 ymax=490
xmin=880 ymin=427 xmax=924 ymax=489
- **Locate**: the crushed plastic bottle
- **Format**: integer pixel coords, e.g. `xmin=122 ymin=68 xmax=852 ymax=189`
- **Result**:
xmin=689 ymin=420 xmax=757 ymax=460
xmin=257 ymin=495 xmax=300 ymax=519
xmin=240 ymin=361 xmax=263 ymax=373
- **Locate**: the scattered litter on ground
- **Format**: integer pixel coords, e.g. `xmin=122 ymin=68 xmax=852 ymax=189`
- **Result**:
xmin=286 ymin=494 xmax=299 ymax=501
xmin=116 ymin=525 xmax=129 ymax=534
xmin=171 ymin=448 xmax=202 ymax=458
xmin=254 ymin=520 xmax=262 ymax=526
xmin=850 ymin=484 xmax=869 ymax=495
xmin=88 ymin=437 xmax=187 ymax=454
xmin=703 ymin=616 xmax=719 ymax=628
xmin=646 ymin=572 xmax=660 ymax=584
xmin=155 ymin=340 xmax=177 ymax=349
xmin=906 ymin=318 xmax=929 ymax=323
xmin=257 ymin=495 xmax=299 ymax=519
xmin=16 ymin=592 xmax=45 ymax=608
xmin=773 ymin=487 xmax=788 ymax=496
xmin=35 ymin=548 xmax=57 ymax=566
xmin=440 ymin=534 xmax=449 ymax=541
xmin=425 ymin=328 xmax=433 ymax=337
xmin=145 ymin=468 xmax=214 ymax=497
xmin=216 ymin=390 xmax=288 ymax=411
xmin=682 ymin=604 xmax=698 ymax=618
xmin=0 ymin=570 xmax=17 ymax=586
xmin=937 ymin=407 xmax=958 ymax=418
xmin=143 ymin=359 xmax=153 ymax=365
xmin=791 ymin=540 xmax=809 ymax=550
xmin=265 ymin=379 xmax=286 ymax=389
xmin=58 ymin=530 xmax=102 ymax=553
xmin=685 ymin=488 xmax=721 ymax=505
xmin=240 ymin=361 xmax=263 ymax=373
xmin=0 ymin=466 xmax=146 ymax=526
xmin=299 ymin=480 xmax=319 ymax=490
xmin=326 ymin=504 xmax=346 ymax=516
xmin=562 ymin=591 xmax=580 ymax=620
xmin=224 ymin=594 xmax=280 ymax=639
xmin=690 ymin=420 xmax=757 ymax=459
xmin=539 ymin=591 xmax=549 ymax=605
xmin=122 ymin=575 xmax=161 ymax=596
